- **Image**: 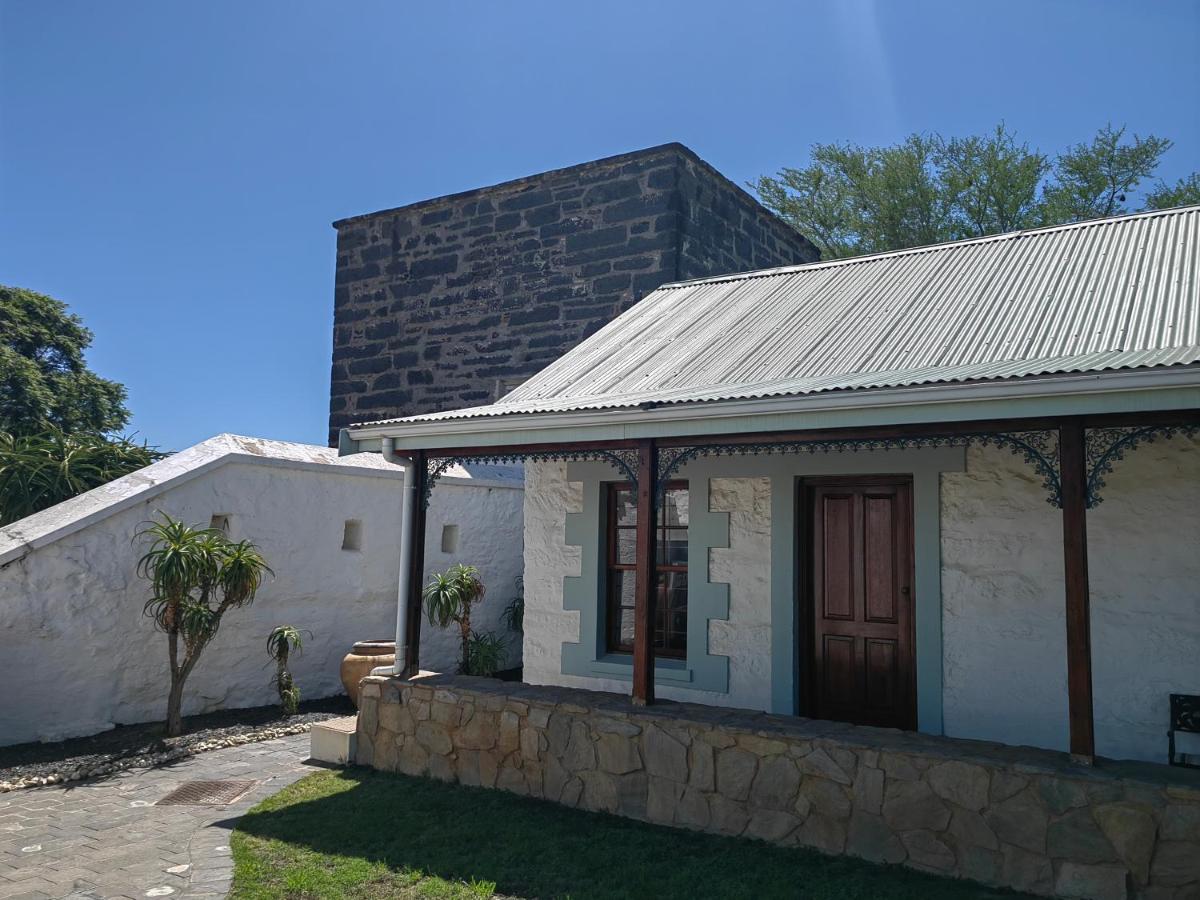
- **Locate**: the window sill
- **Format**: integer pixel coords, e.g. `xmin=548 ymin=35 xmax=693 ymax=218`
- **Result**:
xmin=587 ymin=654 xmax=694 ymax=685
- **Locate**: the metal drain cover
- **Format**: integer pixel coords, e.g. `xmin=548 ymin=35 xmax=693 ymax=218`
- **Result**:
xmin=156 ymin=780 xmax=256 ymax=806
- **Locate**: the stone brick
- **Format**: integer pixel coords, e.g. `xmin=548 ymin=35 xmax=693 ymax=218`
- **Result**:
xmin=927 ymin=760 xmax=990 ymax=812
xmin=716 ymin=748 xmax=758 ymax=801
xmin=847 ymin=812 xmax=907 ymax=864
xmin=688 ymin=741 xmax=715 ymax=791
xmin=799 ymin=777 xmax=852 ymax=821
xmin=745 ymin=809 xmax=801 ymax=843
xmin=328 ymin=144 xmax=817 ymax=443
xmin=709 ymin=796 xmax=750 ymax=836
xmin=1149 ymin=841 xmax=1200 ymax=886
xmin=986 ymin=787 xmax=1048 ymax=854
xmin=1054 ymin=861 xmax=1129 ymax=900
xmin=562 ymin=721 xmax=596 ymax=772
xmin=415 ymin=721 xmax=452 ymax=756
xmin=797 ymin=748 xmax=852 ymax=785
xmin=1047 ymin=807 xmax=1118 ymax=864
xmin=647 ymin=777 xmax=684 ymax=824
xmin=852 ymin=766 xmax=885 ymax=815
xmin=1002 ymin=844 xmax=1053 ymax=894
xmin=749 ymin=756 xmax=800 ymax=810
xmin=643 ymin=724 xmax=688 ymax=783
xmin=796 ymin=813 xmax=848 ymax=855
xmin=1093 ymin=801 xmax=1157 ymax=884
xmin=882 ymin=780 xmax=951 ymax=833
xmin=597 ymin=733 xmax=642 ymax=775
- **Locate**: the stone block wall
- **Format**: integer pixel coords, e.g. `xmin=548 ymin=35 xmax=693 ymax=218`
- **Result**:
xmin=329 ymin=143 xmax=817 ymax=443
xmin=357 ymin=674 xmax=1200 ymax=900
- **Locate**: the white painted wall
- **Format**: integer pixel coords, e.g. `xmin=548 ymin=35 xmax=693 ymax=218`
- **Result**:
xmin=523 ymin=438 xmax=1198 ymax=765
xmin=0 ymin=437 xmax=523 ymax=746
xmin=942 ymin=437 xmax=1199 ymax=762
xmin=521 ymin=460 xmax=773 ymax=710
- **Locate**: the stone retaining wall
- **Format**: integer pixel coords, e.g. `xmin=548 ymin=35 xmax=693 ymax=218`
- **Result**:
xmin=356 ymin=675 xmax=1200 ymax=900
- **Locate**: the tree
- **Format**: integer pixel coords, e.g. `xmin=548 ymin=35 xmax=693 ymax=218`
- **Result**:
xmin=137 ymin=514 xmax=272 ymax=736
xmin=754 ymin=124 xmax=1195 ymax=259
xmin=1146 ymin=173 xmax=1200 ymax=210
xmin=0 ymin=430 xmax=165 ymax=525
xmin=1040 ymin=125 xmax=1173 ymax=223
xmin=0 ymin=285 xmax=130 ymax=436
xmin=423 ymin=564 xmax=486 ymax=673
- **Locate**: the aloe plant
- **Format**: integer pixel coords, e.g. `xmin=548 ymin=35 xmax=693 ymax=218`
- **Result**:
xmin=137 ymin=513 xmax=272 ymax=736
xmin=423 ymin=564 xmax=486 ymax=673
xmin=267 ymin=625 xmax=307 ymax=715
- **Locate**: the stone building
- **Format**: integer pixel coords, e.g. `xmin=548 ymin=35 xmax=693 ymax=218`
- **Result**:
xmin=328 ymin=143 xmax=817 ymax=443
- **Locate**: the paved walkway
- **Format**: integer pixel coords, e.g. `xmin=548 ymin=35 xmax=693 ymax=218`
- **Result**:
xmin=0 ymin=733 xmax=317 ymax=900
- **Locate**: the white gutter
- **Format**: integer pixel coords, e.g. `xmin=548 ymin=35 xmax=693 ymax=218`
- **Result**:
xmin=374 ymin=437 xmax=415 ymax=677
xmin=346 ymin=367 xmax=1200 ymax=443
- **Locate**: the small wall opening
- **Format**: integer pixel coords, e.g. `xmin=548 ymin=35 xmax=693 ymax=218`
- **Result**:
xmin=342 ymin=519 xmax=363 ymax=552
xmin=209 ymin=514 xmax=230 ymax=533
xmin=441 ymin=524 xmax=459 ymax=554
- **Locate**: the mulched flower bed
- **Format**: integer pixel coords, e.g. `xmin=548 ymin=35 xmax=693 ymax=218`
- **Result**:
xmin=0 ymin=695 xmax=354 ymax=792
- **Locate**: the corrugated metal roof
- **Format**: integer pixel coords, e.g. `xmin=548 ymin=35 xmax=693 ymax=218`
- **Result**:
xmin=360 ymin=205 xmax=1200 ymax=427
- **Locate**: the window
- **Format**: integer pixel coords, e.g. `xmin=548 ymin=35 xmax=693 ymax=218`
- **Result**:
xmin=341 ymin=519 xmax=363 ymax=552
xmin=440 ymin=524 xmax=459 ymax=553
xmin=605 ymin=482 xmax=688 ymax=657
xmin=209 ymin=514 xmax=230 ymax=533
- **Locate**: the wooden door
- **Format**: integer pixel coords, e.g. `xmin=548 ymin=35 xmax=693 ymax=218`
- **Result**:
xmin=805 ymin=477 xmax=915 ymax=730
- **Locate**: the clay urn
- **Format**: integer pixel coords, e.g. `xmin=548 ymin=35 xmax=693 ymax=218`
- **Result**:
xmin=340 ymin=640 xmax=396 ymax=707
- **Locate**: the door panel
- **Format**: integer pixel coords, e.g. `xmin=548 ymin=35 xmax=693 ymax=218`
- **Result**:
xmin=806 ymin=477 xmax=915 ymax=730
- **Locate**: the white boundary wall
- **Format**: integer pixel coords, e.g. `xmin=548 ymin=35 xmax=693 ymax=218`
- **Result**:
xmin=0 ymin=435 xmax=524 ymax=746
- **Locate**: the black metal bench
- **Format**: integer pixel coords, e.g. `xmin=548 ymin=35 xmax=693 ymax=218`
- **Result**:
xmin=1169 ymin=693 xmax=1200 ymax=767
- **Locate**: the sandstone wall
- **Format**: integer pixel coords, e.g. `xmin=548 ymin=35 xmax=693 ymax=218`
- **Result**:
xmin=328 ymin=143 xmax=816 ymax=442
xmin=358 ymin=675 xmax=1200 ymax=900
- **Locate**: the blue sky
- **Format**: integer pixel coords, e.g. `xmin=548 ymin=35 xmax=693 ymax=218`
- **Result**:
xmin=2 ymin=1 xmax=1197 ymax=450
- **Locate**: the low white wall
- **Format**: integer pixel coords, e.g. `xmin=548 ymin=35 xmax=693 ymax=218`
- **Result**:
xmin=0 ymin=454 xmax=523 ymax=746
xmin=941 ymin=437 xmax=1200 ymax=763
xmin=521 ymin=460 xmax=773 ymax=710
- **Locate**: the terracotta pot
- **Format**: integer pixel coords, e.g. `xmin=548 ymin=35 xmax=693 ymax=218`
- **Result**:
xmin=340 ymin=640 xmax=396 ymax=707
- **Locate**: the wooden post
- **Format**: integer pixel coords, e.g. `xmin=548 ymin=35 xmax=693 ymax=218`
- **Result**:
xmin=632 ymin=439 xmax=658 ymax=706
xmin=1059 ymin=421 xmax=1095 ymax=764
xmin=403 ymin=449 xmax=428 ymax=678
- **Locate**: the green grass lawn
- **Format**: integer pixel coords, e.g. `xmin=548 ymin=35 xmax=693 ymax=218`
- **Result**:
xmin=231 ymin=768 xmax=1026 ymax=899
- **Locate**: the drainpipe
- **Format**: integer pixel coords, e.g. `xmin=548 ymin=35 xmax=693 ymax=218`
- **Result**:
xmin=374 ymin=436 xmax=414 ymax=677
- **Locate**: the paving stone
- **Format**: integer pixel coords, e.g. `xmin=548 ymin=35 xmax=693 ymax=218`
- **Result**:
xmin=0 ymin=734 xmax=314 ymax=900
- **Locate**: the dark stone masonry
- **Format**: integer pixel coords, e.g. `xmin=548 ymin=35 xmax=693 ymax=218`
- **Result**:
xmin=328 ymin=143 xmax=817 ymax=443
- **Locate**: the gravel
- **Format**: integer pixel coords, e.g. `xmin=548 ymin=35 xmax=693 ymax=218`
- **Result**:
xmin=0 ymin=696 xmax=354 ymax=792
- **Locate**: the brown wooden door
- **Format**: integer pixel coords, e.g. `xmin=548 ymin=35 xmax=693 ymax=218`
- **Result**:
xmin=805 ymin=477 xmax=915 ymax=730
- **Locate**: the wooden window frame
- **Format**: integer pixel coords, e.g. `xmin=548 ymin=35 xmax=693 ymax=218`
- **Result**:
xmin=605 ymin=480 xmax=688 ymax=658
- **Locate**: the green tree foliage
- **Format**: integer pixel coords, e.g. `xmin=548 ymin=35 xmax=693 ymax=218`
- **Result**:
xmin=0 ymin=285 xmax=130 ymax=436
xmin=754 ymin=124 xmax=1196 ymax=259
xmin=0 ymin=430 xmax=165 ymax=525
xmin=137 ymin=514 xmax=273 ymax=736
xmin=1146 ymin=173 xmax=1200 ymax=210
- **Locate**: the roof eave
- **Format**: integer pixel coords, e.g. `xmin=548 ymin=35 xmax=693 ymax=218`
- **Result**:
xmin=345 ymin=367 xmax=1200 ymax=451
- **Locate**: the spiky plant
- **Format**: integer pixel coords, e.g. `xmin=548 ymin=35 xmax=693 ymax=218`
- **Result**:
xmin=267 ymin=625 xmax=307 ymax=716
xmin=423 ymin=564 xmax=486 ymax=673
xmin=0 ymin=429 xmax=164 ymax=525
xmin=137 ymin=513 xmax=272 ymax=736
xmin=465 ymin=630 xmax=507 ymax=677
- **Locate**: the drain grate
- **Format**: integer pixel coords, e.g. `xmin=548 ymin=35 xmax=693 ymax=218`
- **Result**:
xmin=156 ymin=780 xmax=257 ymax=806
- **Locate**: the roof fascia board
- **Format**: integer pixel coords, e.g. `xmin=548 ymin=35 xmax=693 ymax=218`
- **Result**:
xmin=353 ymin=371 xmax=1200 ymax=450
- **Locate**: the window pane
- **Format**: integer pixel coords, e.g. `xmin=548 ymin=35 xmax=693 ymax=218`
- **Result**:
xmin=618 ymin=608 xmax=635 ymax=647
xmin=661 ymin=527 xmax=688 ymax=566
xmin=616 ymin=528 xmax=637 ymax=565
xmin=614 ymin=488 xmax=637 ymax=526
xmin=662 ymin=488 xmax=689 ymax=526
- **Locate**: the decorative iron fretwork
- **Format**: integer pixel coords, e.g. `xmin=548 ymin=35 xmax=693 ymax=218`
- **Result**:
xmin=1169 ymin=693 xmax=1200 ymax=768
xmin=656 ymin=431 xmax=1064 ymax=507
xmin=1084 ymin=424 xmax=1200 ymax=508
xmin=423 ymin=447 xmax=639 ymax=508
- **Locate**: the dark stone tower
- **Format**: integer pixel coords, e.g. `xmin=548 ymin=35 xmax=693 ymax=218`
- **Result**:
xmin=329 ymin=143 xmax=817 ymax=442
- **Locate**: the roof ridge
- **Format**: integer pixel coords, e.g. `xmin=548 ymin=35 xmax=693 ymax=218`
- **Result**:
xmin=657 ymin=203 xmax=1200 ymax=290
